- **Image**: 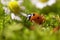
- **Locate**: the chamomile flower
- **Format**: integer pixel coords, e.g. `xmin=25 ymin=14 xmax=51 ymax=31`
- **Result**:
xmin=30 ymin=0 xmax=56 ymax=9
xmin=1 ymin=0 xmax=25 ymax=21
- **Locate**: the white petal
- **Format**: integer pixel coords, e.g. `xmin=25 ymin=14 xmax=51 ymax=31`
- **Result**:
xmin=3 ymin=7 xmax=10 ymax=14
xmin=1 ymin=0 xmax=7 ymax=5
xmin=17 ymin=0 xmax=23 ymax=6
xmin=15 ymin=16 xmax=22 ymax=21
xmin=20 ymin=13 xmax=27 ymax=17
xmin=47 ymin=0 xmax=56 ymax=6
xmin=30 ymin=0 xmax=39 ymax=4
xmin=11 ymin=0 xmax=15 ymax=1
xmin=1 ymin=0 xmax=10 ymax=6
xmin=11 ymin=13 xmax=15 ymax=19
xmin=35 ymin=2 xmax=47 ymax=9
xmin=20 ymin=6 xmax=25 ymax=10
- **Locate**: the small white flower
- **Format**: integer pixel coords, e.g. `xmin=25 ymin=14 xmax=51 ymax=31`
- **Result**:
xmin=1 ymin=0 xmax=25 ymax=21
xmin=30 ymin=0 xmax=56 ymax=9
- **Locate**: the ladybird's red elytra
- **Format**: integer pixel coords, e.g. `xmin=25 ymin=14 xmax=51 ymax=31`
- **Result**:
xmin=28 ymin=13 xmax=45 ymax=24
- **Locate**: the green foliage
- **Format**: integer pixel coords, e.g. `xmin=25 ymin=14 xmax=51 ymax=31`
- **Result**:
xmin=0 ymin=0 xmax=60 ymax=40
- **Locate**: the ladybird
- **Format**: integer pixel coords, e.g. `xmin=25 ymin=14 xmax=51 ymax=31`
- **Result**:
xmin=27 ymin=13 xmax=45 ymax=24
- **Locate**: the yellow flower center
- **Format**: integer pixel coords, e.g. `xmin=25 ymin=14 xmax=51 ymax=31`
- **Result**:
xmin=39 ymin=0 xmax=48 ymax=3
xmin=8 ymin=1 xmax=20 ymax=14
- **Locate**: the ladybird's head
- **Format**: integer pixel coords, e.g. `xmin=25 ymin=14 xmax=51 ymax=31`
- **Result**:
xmin=27 ymin=14 xmax=33 ymax=20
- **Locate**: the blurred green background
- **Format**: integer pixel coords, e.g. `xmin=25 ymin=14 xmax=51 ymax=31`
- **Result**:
xmin=0 ymin=0 xmax=60 ymax=40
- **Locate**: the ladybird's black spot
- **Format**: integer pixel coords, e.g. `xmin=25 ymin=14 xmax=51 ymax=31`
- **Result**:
xmin=33 ymin=14 xmax=35 ymax=16
xmin=37 ymin=17 xmax=39 ymax=19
